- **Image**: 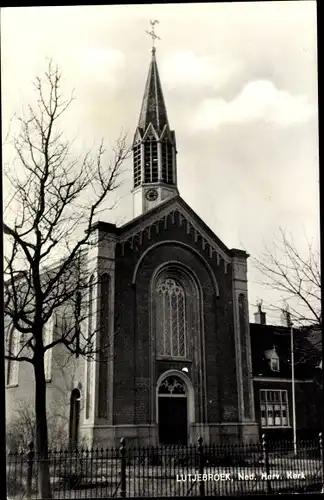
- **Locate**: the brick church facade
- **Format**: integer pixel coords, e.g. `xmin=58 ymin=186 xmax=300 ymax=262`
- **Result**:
xmin=6 ymin=46 xmax=262 ymax=447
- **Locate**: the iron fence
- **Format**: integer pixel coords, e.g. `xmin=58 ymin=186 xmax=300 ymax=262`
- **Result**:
xmin=6 ymin=433 xmax=324 ymax=499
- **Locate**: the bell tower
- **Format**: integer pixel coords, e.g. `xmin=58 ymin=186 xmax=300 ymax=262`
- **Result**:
xmin=132 ymin=21 xmax=179 ymax=218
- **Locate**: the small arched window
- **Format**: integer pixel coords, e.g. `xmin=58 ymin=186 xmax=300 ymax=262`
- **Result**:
xmin=156 ymin=278 xmax=187 ymax=358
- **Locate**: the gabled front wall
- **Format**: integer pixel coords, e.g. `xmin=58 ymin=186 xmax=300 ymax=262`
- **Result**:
xmin=112 ymin=209 xmax=240 ymax=444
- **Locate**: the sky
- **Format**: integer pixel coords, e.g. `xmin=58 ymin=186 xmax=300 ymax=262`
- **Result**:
xmin=1 ymin=2 xmax=319 ymax=325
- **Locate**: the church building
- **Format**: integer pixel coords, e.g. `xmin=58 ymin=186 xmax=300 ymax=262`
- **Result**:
xmin=5 ymin=43 xmax=261 ymax=449
xmin=82 ymin=44 xmax=259 ymax=447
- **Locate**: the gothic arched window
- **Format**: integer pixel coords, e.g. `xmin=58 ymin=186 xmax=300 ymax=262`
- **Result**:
xmin=156 ymin=278 xmax=187 ymax=358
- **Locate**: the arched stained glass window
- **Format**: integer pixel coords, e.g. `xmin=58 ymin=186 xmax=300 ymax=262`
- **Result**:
xmin=156 ymin=278 xmax=187 ymax=358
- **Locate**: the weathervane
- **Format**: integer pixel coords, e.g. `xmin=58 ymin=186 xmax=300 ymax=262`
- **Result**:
xmin=146 ymin=20 xmax=161 ymax=53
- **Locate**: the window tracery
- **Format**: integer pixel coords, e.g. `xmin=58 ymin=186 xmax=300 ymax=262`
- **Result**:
xmin=158 ymin=375 xmax=186 ymax=395
xmin=156 ymin=278 xmax=187 ymax=358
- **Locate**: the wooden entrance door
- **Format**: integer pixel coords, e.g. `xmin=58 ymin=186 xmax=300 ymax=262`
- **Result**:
xmin=158 ymin=396 xmax=188 ymax=445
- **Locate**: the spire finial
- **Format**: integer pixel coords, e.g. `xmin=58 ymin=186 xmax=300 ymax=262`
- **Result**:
xmin=146 ymin=20 xmax=161 ymax=54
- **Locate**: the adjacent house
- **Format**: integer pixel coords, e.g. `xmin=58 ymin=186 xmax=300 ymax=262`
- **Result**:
xmin=250 ymin=304 xmax=322 ymax=440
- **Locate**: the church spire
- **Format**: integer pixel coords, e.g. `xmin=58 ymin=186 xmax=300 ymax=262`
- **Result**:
xmin=137 ymin=47 xmax=169 ymax=132
xmin=138 ymin=21 xmax=168 ymax=132
xmin=131 ymin=21 xmax=179 ymax=218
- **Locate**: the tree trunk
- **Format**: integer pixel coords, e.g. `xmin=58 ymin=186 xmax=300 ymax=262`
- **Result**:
xmin=34 ymin=353 xmax=52 ymax=499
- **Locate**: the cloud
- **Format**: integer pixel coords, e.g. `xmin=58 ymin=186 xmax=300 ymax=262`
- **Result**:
xmin=68 ymin=45 xmax=125 ymax=86
xmin=192 ymin=80 xmax=317 ymax=131
xmin=161 ymin=51 xmax=243 ymax=90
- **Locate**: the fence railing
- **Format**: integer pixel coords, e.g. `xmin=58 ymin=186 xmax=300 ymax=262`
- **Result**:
xmin=6 ymin=433 xmax=324 ymax=498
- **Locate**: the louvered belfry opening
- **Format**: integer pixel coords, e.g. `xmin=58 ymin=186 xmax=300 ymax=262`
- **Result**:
xmin=133 ymin=144 xmax=141 ymax=188
xmin=132 ymin=47 xmax=177 ymax=187
xmin=144 ymin=137 xmax=158 ymax=183
xmin=161 ymin=138 xmax=173 ymax=185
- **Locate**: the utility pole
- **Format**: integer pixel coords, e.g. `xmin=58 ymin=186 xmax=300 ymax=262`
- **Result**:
xmin=286 ymin=308 xmax=297 ymax=456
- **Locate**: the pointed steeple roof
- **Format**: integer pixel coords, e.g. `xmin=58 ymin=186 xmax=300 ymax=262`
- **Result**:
xmin=137 ymin=48 xmax=169 ymax=132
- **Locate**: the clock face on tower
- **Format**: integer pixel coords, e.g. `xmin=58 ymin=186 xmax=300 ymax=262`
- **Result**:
xmin=145 ymin=189 xmax=158 ymax=201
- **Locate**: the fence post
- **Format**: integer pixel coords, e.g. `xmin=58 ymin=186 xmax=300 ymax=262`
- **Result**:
xmin=26 ymin=441 xmax=34 ymax=499
xmin=120 ymin=438 xmax=126 ymax=498
xmin=319 ymin=432 xmax=324 ymax=493
xmin=198 ymin=437 xmax=205 ymax=497
xmin=262 ymin=433 xmax=272 ymax=494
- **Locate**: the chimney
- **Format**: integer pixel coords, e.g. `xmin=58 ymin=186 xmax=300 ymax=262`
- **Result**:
xmin=281 ymin=308 xmax=292 ymax=328
xmin=254 ymin=301 xmax=266 ymax=325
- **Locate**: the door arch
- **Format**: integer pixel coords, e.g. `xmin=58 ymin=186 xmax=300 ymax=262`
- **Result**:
xmin=156 ymin=370 xmax=194 ymax=445
xmin=69 ymin=388 xmax=81 ymax=450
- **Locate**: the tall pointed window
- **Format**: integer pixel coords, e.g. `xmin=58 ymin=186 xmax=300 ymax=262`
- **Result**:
xmin=7 ymin=328 xmax=20 ymax=386
xmin=156 ymin=278 xmax=187 ymax=358
xmin=144 ymin=138 xmax=158 ymax=183
xmin=161 ymin=139 xmax=173 ymax=185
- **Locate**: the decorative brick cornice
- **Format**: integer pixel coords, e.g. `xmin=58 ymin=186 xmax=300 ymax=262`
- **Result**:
xmin=119 ymin=200 xmax=231 ymax=272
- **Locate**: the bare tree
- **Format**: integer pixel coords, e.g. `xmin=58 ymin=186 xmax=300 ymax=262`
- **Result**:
xmin=3 ymin=60 xmax=130 ymax=499
xmin=252 ymin=229 xmax=322 ymax=376
xmin=252 ymin=228 xmax=321 ymax=328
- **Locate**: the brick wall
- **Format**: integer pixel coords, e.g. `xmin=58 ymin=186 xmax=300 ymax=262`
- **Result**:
xmin=113 ymin=211 xmax=239 ymax=426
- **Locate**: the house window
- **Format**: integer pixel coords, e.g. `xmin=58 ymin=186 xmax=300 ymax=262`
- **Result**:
xmin=156 ymin=278 xmax=187 ymax=358
xmin=270 ymin=356 xmax=280 ymax=372
xmin=264 ymin=347 xmax=280 ymax=372
xmin=259 ymin=389 xmax=289 ymax=428
xmin=7 ymin=328 xmax=20 ymax=386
